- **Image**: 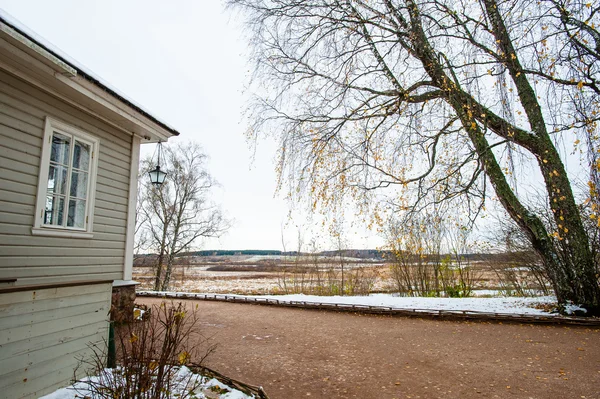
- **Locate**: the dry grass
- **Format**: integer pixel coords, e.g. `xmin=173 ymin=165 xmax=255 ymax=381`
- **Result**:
xmin=132 ymin=256 xmax=549 ymax=296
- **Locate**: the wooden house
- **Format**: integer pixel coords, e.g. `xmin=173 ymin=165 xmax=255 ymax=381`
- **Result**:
xmin=0 ymin=12 xmax=179 ymax=398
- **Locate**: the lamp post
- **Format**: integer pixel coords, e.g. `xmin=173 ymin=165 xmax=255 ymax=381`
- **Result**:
xmin=148 ymin=141 xmax=167 ymax=186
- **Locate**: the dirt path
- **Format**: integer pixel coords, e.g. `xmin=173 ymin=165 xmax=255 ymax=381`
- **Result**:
xmin=139 ymin=298 xmax=600 ymax=399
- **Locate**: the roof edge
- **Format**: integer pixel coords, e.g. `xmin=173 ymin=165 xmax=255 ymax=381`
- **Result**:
xmin=0 ymin=10 xmax=180 ymax=137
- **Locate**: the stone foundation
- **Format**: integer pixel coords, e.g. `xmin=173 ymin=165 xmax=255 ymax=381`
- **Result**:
xmin=111 ymin=281 xmax=137 ymax=323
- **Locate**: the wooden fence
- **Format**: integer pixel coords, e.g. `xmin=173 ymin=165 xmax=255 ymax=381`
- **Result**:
xmin=137 ymin=291 xmax=600 ymax=327
xmin=192 ymin=365 xmax=270 ymax=399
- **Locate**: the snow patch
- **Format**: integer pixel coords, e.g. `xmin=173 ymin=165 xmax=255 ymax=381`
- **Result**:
xmin=564 ymin=303 xmax=587 ymax=315
xmin=145 ymin=290 xmax=557 ymax=316
xmin=39 ymin=366 xmax=256 ymax=399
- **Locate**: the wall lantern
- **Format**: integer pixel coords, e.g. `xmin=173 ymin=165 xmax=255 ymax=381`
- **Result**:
xmin=148 ymin=141 xmax=167 ymax=186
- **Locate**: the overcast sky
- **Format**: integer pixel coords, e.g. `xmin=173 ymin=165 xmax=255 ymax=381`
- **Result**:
xmin=0 ymin=0 xmax=383 ymax=250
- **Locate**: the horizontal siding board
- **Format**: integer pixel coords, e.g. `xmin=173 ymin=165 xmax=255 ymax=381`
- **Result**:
xmin=0 ymin=256 xmax=123 ymax=267
xmin=93 ymin=214 xmax=127 ymax=228
xmin=95 ymin=198 xmax=128 ymax=214
xmin=0 ymin=283 xmax=111 ymax=305
xmin=0 ymin=164 xmax=38 ymax=186
xmin=3 ymin=348 xmax=99 ymax=399
xmin=1 ymin=332 xmax=105 ymax=388
xmin=0 ymin=150 xmax=39 ymax=179
xmin=98 ymin=149 xmax=131 ymax=172
xmin=98 ymin=153 xmax=129 ymax=174
xmin=95 ymin=189 xmax=129 ymax=206
xmin=0 ymin=210 xmax=33 ymax=226
xmin=12 ymin=351 xmax=96 ymax=399
xmin=1 ymin=321 xmax=106 ymax=370
xmin=0 ymin=291 xmax=111 ymax=320
xmin=1 ymin=345 xmax=97 ymax=397
xmin=0 ymin=233 xmax=125 ymax=248
xmin=96 ymin=174 xmax=129 ymax=195
xmin=0 ymin=72 xmax=132 ymax=157
xmin=93 ymin=224 xmax=127 ymax=236
xmin=12 ymin=273 xmax=122 ymax=286
xmin=95 ymin=206 xmax=127 ymax=221
xmin=0 ymin=91 xmax=45 ymax=129
xmin=1 ymin=296 xmax=109 ymax=331
xmin=0 ymin=175 xmax=37 ymax=197
xmin=0 ymin=188 xmax=36 ymax=207
xmin=0 ymin=265 xmax=122 ymax=281
xmin=0 ymin=287 xmax=111 ymax=375
xmin=0 ymin=245 xmax=125 ymax=257
xmin=0 ymin=123 xmax=43 ymax=156
xmin=97 ymin=165 xmax=130 ymax=184
xmin=0 ymin=103 xmax=43 ymax=135
xmin=0 ymin=200 xmax=34 ymax=216
xmin=0 ymin=142 xmax=40 ymax=168
xmin=1 ymin=330 xmax=103 ymax=371
xmin=2 ymin=354 xmax=80 ymax=393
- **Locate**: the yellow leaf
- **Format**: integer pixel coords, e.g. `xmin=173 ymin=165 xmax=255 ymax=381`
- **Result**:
xmin=577 ymin=81 xmax=584 ymax=90
xmin=179 ymin=351 xmax=190 ymax=364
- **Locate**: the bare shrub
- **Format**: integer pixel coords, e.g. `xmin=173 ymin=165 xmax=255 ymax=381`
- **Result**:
xmin=487 ymin=252 xmax=551 ymax=297
xmin=276 ymin=261 xmax=378 ymax=296
xmin=387 ymin=213 xmax=480 ymax=298
xmin=387 ymin=214 xmax=445 ymax=297
xmin=438 ymin=255 xmax=479 ymax=298
xmin=75 ymin=301 xmax=215 ymax=399
xmin=488 ymin=216 xmax=552 ymax=296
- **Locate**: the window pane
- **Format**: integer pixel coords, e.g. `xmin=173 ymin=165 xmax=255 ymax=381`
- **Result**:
xmin=70 ymin=171 xmax=89 ymax=199
xmin=67 ymin=199 xmax=86 ymax=228
xmin=50 ymin=133 xmax=71 ymax=165
xmin=47 ymin=165 xmax=68 ymax=195
xmin=44 ymin=195 xmax=65 ymax=226
xmin=73 ymin=140 xmax=90 ymax=170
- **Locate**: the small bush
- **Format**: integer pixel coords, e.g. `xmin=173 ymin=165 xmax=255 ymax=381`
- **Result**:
xmin=76 ymin=301 xmax=215 ymax=399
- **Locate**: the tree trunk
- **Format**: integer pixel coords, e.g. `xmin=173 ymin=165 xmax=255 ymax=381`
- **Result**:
xmin=153 ymin=221 xmax=170 ymax=291
xmin=481 ymin=0 xmax=600 ymax=315
xmin=405 ymin=0 xmax=600 ymax=314
xmin=161 ymin=253 xmax=176 ymax=292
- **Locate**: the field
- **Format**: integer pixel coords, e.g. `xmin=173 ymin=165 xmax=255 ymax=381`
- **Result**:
xmin=133 ymin=253 xmax=547 ymax=297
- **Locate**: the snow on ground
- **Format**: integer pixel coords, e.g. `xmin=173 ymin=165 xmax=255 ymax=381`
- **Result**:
xmin=255 ymin=293 xmax=556 ymax=315
xmin=40 ymin=366 xmax=255 ymax=399
xmin=564 ymin=303 xmax=587 ymax=315
xmin=144 ymin=291 xmax=557 ymax=316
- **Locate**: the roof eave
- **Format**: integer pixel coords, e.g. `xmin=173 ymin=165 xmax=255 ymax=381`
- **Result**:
xmin=0 ymin=12 xmax=180 ymax=142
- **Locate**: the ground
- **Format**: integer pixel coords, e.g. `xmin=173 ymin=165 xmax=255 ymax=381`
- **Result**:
xmin=139 ymin=298 xmax=600 ymax=399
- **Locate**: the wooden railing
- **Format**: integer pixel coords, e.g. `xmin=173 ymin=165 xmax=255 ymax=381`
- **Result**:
xmin=137 ymin=291 xmax=600 ymax=326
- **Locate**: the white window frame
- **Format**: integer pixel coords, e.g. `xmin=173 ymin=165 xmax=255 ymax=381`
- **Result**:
xmin=32 ymin=117 xmax=99 ymax=239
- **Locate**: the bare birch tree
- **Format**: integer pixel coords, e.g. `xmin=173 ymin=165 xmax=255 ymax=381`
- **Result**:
xmin=137 ymin=142 xmax=229 ymax=291
xmin=230 ymin=0 xmax=600 ymax=313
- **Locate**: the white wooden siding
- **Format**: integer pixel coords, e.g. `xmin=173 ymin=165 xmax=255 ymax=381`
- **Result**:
xmin=0 ymin=282 xmax=111 ymax=399
xmin=0 ymin=68 xmax=135 ymax=284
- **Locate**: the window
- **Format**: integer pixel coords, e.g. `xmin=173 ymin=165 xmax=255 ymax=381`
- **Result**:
xmin=33 ymin=117 xmax=99 ymax=238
